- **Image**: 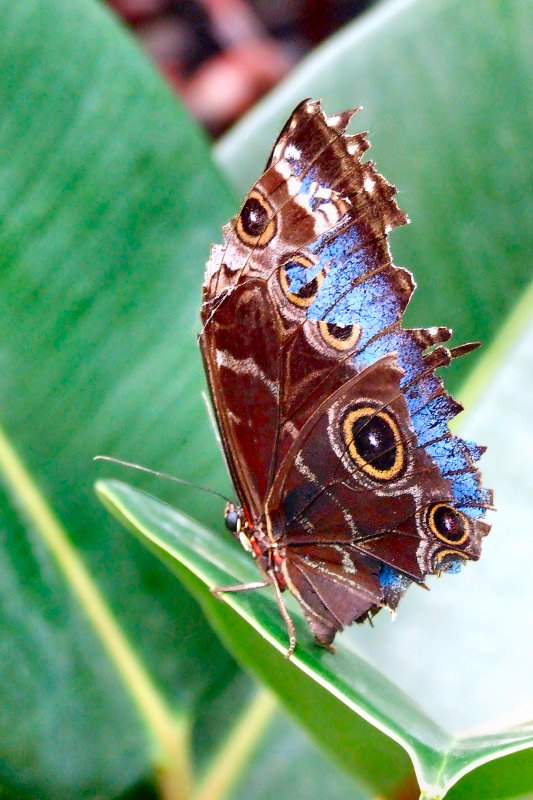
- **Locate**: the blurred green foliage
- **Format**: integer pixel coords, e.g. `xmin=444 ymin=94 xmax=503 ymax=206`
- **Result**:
xmin=0 ymin=0 xmax=531 ymax=798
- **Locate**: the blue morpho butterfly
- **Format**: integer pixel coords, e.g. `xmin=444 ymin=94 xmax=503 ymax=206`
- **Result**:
xmin=199 ymin=100 xmax=492 ymax=656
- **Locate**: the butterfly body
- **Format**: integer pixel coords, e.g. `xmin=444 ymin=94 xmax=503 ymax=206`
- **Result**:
xmin=200 ymin=100 xmax=492 ymax=655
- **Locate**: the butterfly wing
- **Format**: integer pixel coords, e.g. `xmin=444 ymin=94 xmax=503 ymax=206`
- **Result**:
xmin=201 ymin=100 xmax=408 ymax=511
xmin=200 ymin=100 xmax=492 ymax=647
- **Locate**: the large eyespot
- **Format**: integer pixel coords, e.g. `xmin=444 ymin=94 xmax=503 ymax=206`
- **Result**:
xmin=342 ymin=405 xmax=405 ymax=481
xmin=318 ymin=320 xmax=361 ymax=351
xmin=432 ymin=548 xmax=469 ymax=574
xmin=235 ymin=189 xmax=277 ymax=247
xmin=427 ymin=503 xmax=470 ymax=546
xmin=280 ymin=254 xmax=324 ymax=307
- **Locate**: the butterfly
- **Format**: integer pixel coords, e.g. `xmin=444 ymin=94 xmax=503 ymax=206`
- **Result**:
xmin=199 ymin=99 xmax=492 ymax=656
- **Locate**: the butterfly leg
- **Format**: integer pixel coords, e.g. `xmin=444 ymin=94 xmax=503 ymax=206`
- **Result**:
xmin=210 ymin=576 xmax=297 ymax=658
xmin=268 ymin=572 xmax=297 ymax=658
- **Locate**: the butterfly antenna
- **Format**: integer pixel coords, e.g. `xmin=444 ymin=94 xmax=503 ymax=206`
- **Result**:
xmin=93 ymin=455 xmax=233 ymax=503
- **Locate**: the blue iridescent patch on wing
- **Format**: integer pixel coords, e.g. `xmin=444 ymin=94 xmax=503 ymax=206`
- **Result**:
xmin=378 ymin=564 xmax=410 ymax=604
xmin=305 ymin=215 xmax=488 ymax=519
xmin=378 ymin=564 xmax=402 ymax=589
xmin=305 ymin=224 xmax=405 ymax=343
xmin=441 ymin=558 xmax=463 ymax=575
xmin=284 ymin=260 xmax=323 ymax=294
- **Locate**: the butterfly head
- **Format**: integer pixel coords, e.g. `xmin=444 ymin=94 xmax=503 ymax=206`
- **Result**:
xmin=224 ymin=501 xmax=255 ymax=555
xmin=223 ymin=502 xmax=241 ymax=534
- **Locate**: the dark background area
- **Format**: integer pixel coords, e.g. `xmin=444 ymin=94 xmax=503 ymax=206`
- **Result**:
xmin=108 ymin=0 xmax=376 ymax=134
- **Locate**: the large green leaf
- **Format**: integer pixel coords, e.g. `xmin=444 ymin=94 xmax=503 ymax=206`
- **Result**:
xmin=0 ymin=2 xmax=407 ymax=799
xmin=97 ymin=293 xmax=533 ymax=796
xmin=0 ymin=1 xmax=248 ymax=797
xmin=2 ymin=0 xmax=532 ymax=797
xmin=210 ymin=3 xmax=532 ymax=789
xmin=97 ymin=0 xmax=533 ymax=796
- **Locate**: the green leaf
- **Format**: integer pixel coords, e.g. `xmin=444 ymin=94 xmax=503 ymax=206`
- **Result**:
xmin=97 ymin=286 xmax=533 ymax=797
xmin=96 ymin=0 xmax=533 ymax=795
xmin=1 ymin=4 xmax=372 ymax=800
xmin=3 ymin=0 xmax=532 ymax=797
xmin=0 ymin=1 xmax=247 ymax=797
xmin=228 ymin=706 xmax=401 ymax=800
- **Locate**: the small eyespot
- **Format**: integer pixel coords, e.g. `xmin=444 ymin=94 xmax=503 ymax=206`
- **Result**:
xmin=342 ymin=404 xmax=405 ymax=481
xmin=319 ymin=320 xmax=361 ymax=351
xmin=427 ymin=503 xmax=470 ymax=546
xmin=235 ymin=189 xmax=276 ymax=247
xmin=280 ymin=254 xmax=324 ymax=307
xmin=432 ymin=548 xmax=469 ymax=574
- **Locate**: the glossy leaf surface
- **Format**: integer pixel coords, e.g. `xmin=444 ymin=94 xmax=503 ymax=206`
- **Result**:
xmin=98 ymin=301 xmax=533 ymax=797
xmin=1 ymin=0 xmax=531 ymax=797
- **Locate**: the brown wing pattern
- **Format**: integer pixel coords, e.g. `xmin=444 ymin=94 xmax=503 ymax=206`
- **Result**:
xmin=200 ymin=99 xmax=492 ymax=649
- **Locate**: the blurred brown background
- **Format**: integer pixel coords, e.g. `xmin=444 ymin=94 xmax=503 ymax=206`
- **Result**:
xmin=108 ymin=0 xmax=376 ymax=135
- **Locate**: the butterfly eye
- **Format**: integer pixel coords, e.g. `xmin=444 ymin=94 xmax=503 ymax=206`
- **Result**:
xmin=280 ymin=255 xmax=324 ymax=307
xmin=224 ymin=503 xmax=241 ymax=534
xmin=235 ymin=189 xmax=277 ymax=247
xmin=427 ymin=503 xmax=470 ymax=545
xmin=319 ymin=320 xmax=361 ymax=351
xmin=432 ymin=548 xmax=469 ymax=574
xmin=342 ymin=405 xmax=405 ymax=481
